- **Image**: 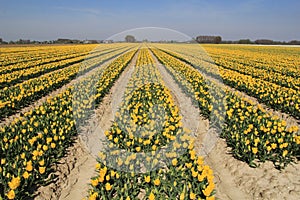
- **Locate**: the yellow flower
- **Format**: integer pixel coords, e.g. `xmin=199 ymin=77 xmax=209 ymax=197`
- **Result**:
xmin=39 ymin=166 xmax=46 ymax=174
xmin=8 ymin=177 xmax=20 ymax=190
xmin=26 ymin=161 xmax=33 ymax=171
xmin=105 ymin=183 xmax=112 ymax=191
xmin=114 ymin=137 xmax=119 ymax=143
xmin=46 ymin=137 xmax=52 ymax=144
xmin=252 ymin=147 xmax=258 ymax=154
xmin=98 ymin=175 xmax=104 ymax=183
xmin=21 ymin=153 xmax=26 ymax=159
xmin=43 ymin=145 xmax=48 ymax=151
xmin=153 ymin=178 xmax=160 ymax=186
xmin=271 ymin=143 xmax=277 ymax=149
xmin=23 ymin=171 xmax=30 ymax=179
xmin=283 ymin=150 xmax=288 ymax=157
xmin=202 ymin=182 xmax=215 ymax=197
xmin=189 ymin=192 xmax=196 ymax=199
xmin=191 ymin=169 xmax=198 ymax=178
xmin=186 ymin=162 xmax=192 ymax=168
xmin=111 ymin=170 xmax=116 ymax=177
xmin=6 ymin=190 xmax=15 ymax=200
xmin=206 ymin=196 xmax=215 ymax=200
xmin=197 ymin=157 xmax=203 ymax=166
xmin=189 ymin=150 xmax=196 ymax=160
xmin=180 ymin=192 xmax=185 ymax=200
xmin=89 ymin=192 xmax=98 ymax=200
xmin=32 ymin=150 xmax=39 ymax=157
xmin=51 ymin=143 xmax=56 ymax=148
xmin=39 ymin=159 xmax=45 ymax=166
xmin=172 ymin=158 xmax=178 ymax=166
xmin=149 ymin=192 xmax=155 ymax=200
xmin=136 ymin=146 xmax=141 ymax=152
xmin=91 ymin=179 xmax=99 ymax=187
xmin=145 ymin=175 xmax=151 ymax=183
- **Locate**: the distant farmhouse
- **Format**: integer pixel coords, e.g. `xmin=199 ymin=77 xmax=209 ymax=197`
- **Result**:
xmin=196 ymin=35 xmax=222 ymax=44
xmin=103 ymin=40 xmax=113 ymax=44
xmin=83 ymin=40 xmax=99 ymax=44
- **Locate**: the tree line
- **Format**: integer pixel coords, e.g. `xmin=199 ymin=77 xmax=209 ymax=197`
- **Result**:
xmin=1 ymin=36 xmax=299 ymax=45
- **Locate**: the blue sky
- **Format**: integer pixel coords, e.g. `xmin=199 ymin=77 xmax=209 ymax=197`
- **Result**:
xmin=0 ymin=0 xmax=299 ymax=41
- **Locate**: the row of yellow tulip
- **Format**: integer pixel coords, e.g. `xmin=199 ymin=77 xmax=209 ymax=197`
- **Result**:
xmin=215 ymin=59 xmax=300 ymax=91
xmin=154 ymin=46 xmax=300 ymax=119
xmin=0 ymin=45 xmax=75 ymax=65
xmin=0 ymin=44 xmax=99 ymax=67
xmin=164 ymin=44 xmax=300 ymax=90
xmin=162 ymin=44 xmax=300 ymax=78
xmin=205 ymin=45 xmax=300 ymax=78
xmin=0 ymin=45 xmax=129 ymax=89
xmin=0 ymin=49 xmax=138 ymax=199
xmin=0 ymin=45 xmax=128 ymax=76
xmin=0 ymin=46 xmax=133 ymax=119
xmin=86 ymin=47 xmax=215 ymax=200
xmin=1 ymin=45 xmax=94 ymax=73
xmin=151 ymin=47 xmax=300 ymax=169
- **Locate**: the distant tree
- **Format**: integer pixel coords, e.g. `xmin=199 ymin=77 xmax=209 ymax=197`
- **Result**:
xmin=215 ymin=36 xmax=222 ymax=44
xmin=125 ymin=35 xmax=136 ymax=43
xmin=196 ymin=35 xmax=222 ymax=44
xmin=238 ymin=39 xmax=252 ymax=44
xmin=289 ymin=40 xmax=300 ymax=45
xmin=255 ymin=39 xmax=273 ymax=45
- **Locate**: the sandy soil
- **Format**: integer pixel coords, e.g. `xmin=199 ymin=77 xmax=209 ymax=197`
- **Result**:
xmin=35 ymin=138 xmax=93 ymax=200
xmin=205 ymin=139 xmax=300 ymax=200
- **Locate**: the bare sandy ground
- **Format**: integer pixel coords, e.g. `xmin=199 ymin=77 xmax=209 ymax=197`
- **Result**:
xmin=205 ymin=139 xmax=300 ymax=200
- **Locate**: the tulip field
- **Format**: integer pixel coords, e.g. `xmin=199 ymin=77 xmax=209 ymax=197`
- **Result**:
xmin=0 ymin=43 xmax=299 ymax=199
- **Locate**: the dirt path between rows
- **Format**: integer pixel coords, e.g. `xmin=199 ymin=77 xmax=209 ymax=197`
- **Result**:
xmin=152 ymin=51 xmax=300 ymax=200
xmin=35 ymin=50 xmax=138 ymax=200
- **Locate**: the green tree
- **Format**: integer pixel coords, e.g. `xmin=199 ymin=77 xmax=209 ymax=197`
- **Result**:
xmin=125 ymin=35 xmax=136 ymax=43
